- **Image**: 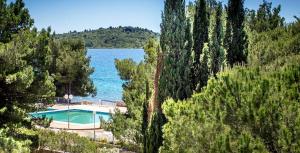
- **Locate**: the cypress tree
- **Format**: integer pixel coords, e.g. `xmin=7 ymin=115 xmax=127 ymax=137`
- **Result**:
xmin=142 ymin=80 xmax=150 ymax=153
xmin=145 ymin=111 xmax=164 ymax=153
xmin=210 ymin=2 xmax=223 ymax=76
xmin=199 ymin=43 xmax=209 ymax=88
xmin=192 ymin=0 xmax=209 ymax=91
xmin=177 ymin=18 xmax=193 ymax=100
xmin=159 ymin=0 xmax=186 ymax=102
xmin=145 ymin=50 xmax=164 ymax=153
xmin=225 ymin=0 xmax=248 ymax=67
xmin=224 ymin=5 xmax=231 ymax=52
xmin=147 ymin=0 xmax=187 ymax=152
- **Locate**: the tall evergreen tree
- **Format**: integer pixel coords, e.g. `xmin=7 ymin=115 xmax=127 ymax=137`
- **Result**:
xmin=145 ymin=111 xmax=164 ymax=153
xmin=177 ymin=18 xmax=193 ymax=100
xmin=225 ymin=0 xmax=248 ymax=66
xmin=142 ymin=80 xmax=150 ymax=153
xmin=224 ymin=5 xmax=231 ymax=53
xmin=0 ymin=0 xmax=33 ymax=43
xmin=210 ymin=2 xmax=223 ymax=76
xmin=145 ymin=49 xmax=164 ymax=153
xmin=0 ymin=29 xmax=56 ymax=151
xmin=147 ymin=0 xmax=187 ymax=152
xmin=159 ymin=0 xmax=186 ymax=102
xmin=54 ymin=39 xmax=96 ymax=97
xmin=199 ymin=43 xmax=209 ymax=88
xmin=192 ymin=0 xmax=209 ymax=91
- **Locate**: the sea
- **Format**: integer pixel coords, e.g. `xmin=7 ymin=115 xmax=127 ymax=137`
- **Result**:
xmin=73 ymin=48 xmax=144 ymax=102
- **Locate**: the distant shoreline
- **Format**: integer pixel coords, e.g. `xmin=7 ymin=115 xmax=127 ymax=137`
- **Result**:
xmin=87 ymin=48 xmax=144 ymax=50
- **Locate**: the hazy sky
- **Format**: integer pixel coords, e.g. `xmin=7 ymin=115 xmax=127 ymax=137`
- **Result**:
xmin=14 ymin=0 xmax=300 ymax=34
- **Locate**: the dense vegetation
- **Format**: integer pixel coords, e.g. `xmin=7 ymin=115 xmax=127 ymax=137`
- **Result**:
xmin=162 ymin=55 xmax=299 ymax=152
xmin=56 ymin=26 xmax=159 ymax=48
xmin=161 ymin=19 xmax=300 ymax=151
xmin=1 ymin=0 xmax=299 ymax=152
xmin=37 ymin=129 xmax=119 ymax=153
xmin=110 ymin=0 xmax=300 ymax=153
xmin=0 ymin=0 xmax=95 ymax=152
xmin=103 ymin=39 xmax=158 ymax=152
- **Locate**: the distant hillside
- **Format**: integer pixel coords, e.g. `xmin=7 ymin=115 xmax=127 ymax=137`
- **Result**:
xmin=56 ymin=26 xmax=159 ymax=48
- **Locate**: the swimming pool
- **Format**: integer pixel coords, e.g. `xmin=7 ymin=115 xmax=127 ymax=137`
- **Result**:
xmin=30 ymin=109 xmax=111 ymax=124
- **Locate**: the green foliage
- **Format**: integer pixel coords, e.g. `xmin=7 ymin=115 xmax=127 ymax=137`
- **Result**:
xmin=0 ymin=129 xmax=32 ymax=153
xmin=37 ymin=129 xmax=98 ymax=153
xmin=209 ymin=2 xmax=224 ymax=76
xmin=53 ymin=38 xmax=96 ymax=97
xmin=248 ymin=21 xmax=300 ymax=66
xmin=145 ymin=111 xmax=163 ymax=153
xmin=159 ymin=0 xmax=188 ymax=102
xmin=192 ymin=0 xmax=209 ymax=91
xmin=176 ymin=18 xmax=193 ymax=100
xmin=56 ymin=26 xmax=159 ymax=48
xmin=143 ymin=39 xmax=158 ymax=66
xmin=160 ymin=11 xmax=300 ymax=152
xmin=36 ymin=129 xmax=123 ymax=152
xmin=225 ymin=0 xmax=248 ymax=66
xmin=193 ymin=0 xmax=209 ymax=56
xmin=110 ymin=39 xmax=159 ymax=150
xmin=142 ymin=96 xmax=148 ymax=153
xmin=0 ymin=29 xmax=56 ymax=152
xmin=0 ymin=0 xmax=33 ymax=43
xmin=31 ymin=115 xmax=53 ymax=128
xmin=247 ymin=0 xmax=284 ymax=33
xmin=198 ymin=43 xmax=209 ymax=89
xmin=162 ymin=55 xmax=300 ymax=152
xmin=0 ymin=1 xmax=96 ymax=151
xmin=0 ymin=0 xmax=55 ymax=148
xmin=0 ymin=29 xmax=56 ymax=104
xmin=115 ymin=59 xmax=137 ymax=81
xmin=186 ymin=2 xmax=195 ymax=22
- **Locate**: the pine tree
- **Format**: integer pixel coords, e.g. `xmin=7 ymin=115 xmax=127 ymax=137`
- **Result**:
xmin=192 ymin=0 xmax=209 ymax=91
xmin=0 ymin=0 xmax=33 ymax=43
xmin=210 ymin=2 xmax=223 ymax=76
xmin=225 ymin=0 xmax=248 ymax=67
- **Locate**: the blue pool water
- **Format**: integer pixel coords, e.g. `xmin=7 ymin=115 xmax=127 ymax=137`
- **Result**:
xmin=30 ymin=109 xmax=111 ymax=124
xmin=75 ymin=49 xmax=144 ymax=101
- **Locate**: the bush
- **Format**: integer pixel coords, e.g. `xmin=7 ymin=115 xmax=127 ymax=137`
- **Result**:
xmin=0 ymin=129 xmax=32 ymax=153
xmin=248 ymin=21 xmax=300 ymax=66
xmin=32 ymin=115 xmax=53 ymax=128
xmin=37 ymin=129 xmax=97 ymax=153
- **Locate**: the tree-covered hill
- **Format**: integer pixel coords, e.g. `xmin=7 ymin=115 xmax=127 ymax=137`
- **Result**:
xmin=56 ymin=26 xmax=159 ymax=48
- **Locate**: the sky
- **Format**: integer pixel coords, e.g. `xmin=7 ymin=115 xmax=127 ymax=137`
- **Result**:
xmin=12 ymin=0 xmax=300 ymax=34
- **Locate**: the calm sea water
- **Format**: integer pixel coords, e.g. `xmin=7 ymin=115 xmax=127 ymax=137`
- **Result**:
xmin=74 ymin=49 xmax=144 ymax=102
